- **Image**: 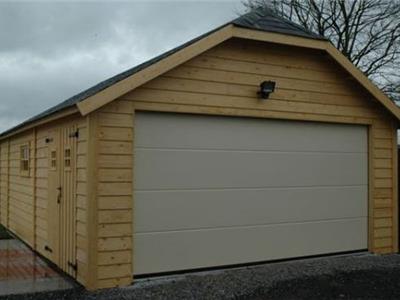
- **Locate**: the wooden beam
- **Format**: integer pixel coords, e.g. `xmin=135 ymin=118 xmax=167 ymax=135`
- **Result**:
xmin=392 ymin=120 xmax=399 ymax=252
xmin=32 ymin=128 xmax=37 ymax=250
xmin=232 ymin=27 xmax=327 ymax=50
xmin=368 ymin=125 xmax=375 ymax=251
xmin=86 ymin=113 xmax=99 ymax=290
xmin=77 ymin=25 xmax=234 ymax=116
xmin=0 ymin=107 xmax=80 ymax=141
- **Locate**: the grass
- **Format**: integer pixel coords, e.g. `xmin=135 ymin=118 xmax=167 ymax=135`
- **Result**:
xmin=0 ymin=224 xmax=11 ymax=239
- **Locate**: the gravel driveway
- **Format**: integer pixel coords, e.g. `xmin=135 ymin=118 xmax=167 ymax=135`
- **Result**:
xmin=3 ymin=252 xmax=400 ymax=300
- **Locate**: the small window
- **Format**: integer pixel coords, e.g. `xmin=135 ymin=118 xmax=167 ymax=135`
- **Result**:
xmin=50 ymin=150 xmax=57 ymax=170
xmin=64 ymin=148 xmax=71 ymax=169
xmin=20 ymin=144 xmax=30 ymax=176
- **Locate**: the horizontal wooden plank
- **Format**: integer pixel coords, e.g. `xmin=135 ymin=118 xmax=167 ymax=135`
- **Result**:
xmin=99 ymin=141 xmax=133 ymax=155
xmin=98 ymin=250 xmax=131 ymax=266
xmin=77 ymin=169 xmax=87 ymax=182
xmin=374 ymin=188 xmax=392 ymax=199
xmin=78 ymin=127 xmax=87 ymax=141
xmin=98 ymin=112 xmax=133 ymax=128
xmin=99 ymin=127 xmax=133 ymax=142
xmin=77 ymin=156 xmax=86 ymax=168
xmin=77 ymin=248 xmax=87 ymax=264
xmin=98 ymin=237 xmax=132 ymax=251
xmin=98 ymin=169 xmax=132 ymax=182
xmin=77 ymin=182 xmax=87 ymax=196
xmin=207 ymin=39 xmax=338 ymax=72
xmin=77 ymin=234 xmax=87 ymax=251
xmin=132 ymin=101 xmax=374 ymax=127
xmin=126 ymin=87 xmax=376 ymax=119
xmin=139 ymin=78 xmax=378 ymax=119
xmin=36 ymin=187 xmax=48 ymax=199
xmin=97 ymin=264 xmax=132 ymax=280
xmin=374 ymin=218 xmax=393 ymax=228
xmin=165 ymin=65 xmax=360 ymax=97
xmin=77 ymin=208 xmax=87 ymax=223
xmin=99 ymin=100 xmax=133 ymax=114
xmin=373 ymin=136 xmax=392 ymax=145
xmin=36 ymin=168 xmax=48 ymax=179
xmin=77 ymin=221 xmax=87 ymax=237
xmin=374 ymin=149 xmax=392 ymax=159
xmin=98 ymin=155 xmax=132 ymax=169
xmin=374 ymin=129 xmax=392 ymax=139
xmin=374 ymin=237 xmax=392 ymax=248
xmin=98 ymin=182 xmax=132 ymax=196
xmin=98 ymin=223 xmax=132 ymax=238
xmin=374 ymin=208 xmax=393 ymax=218
xmin=374 ymin=179 xmax=392 ymax=189
xmin=77 ymin=142 xmax=87 ymax=155
xmin=98 ymin=210 xmax=131 ymax=224
xmin=187 ymin=54 xmax=344 ymax=84
xmin=374 ymin=198 xmax=392 ymax=208
xmin=76 ymin=195 xmax=87 ymax=209
xmin=374 ymin=247 xmax=393 ymax=254
xmin=98 ymin=196 xmax=132 ymax=210
xmin=374 ymin=169 xmax=392 ymax=179
xmin=96 ymin=277 xmax=132 ymax=289
xmin=374 ymin=227 xmax=392 ymax=238
xmin=374 ymin=159 xmax=392 ymax=169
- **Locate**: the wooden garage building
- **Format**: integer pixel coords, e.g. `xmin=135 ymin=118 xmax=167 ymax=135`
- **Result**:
xmin=0 ymin=10 xmax=399 ymax=290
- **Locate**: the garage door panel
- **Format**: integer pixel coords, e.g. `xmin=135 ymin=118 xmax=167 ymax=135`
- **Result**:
xmin=135 ymin=150 xmax=367 ymax=190
xmin=135 ymin=186 xmax=368 ymax=232
xmin=134 ymin=112 xmax=368 ymax=275
xmin=136 ymin=112 xmax=367 ymax=153
xmin=134 ymin=218 xmax=367 ymax=275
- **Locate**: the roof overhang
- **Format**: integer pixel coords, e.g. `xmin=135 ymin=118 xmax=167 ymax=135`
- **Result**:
xmin=0 ymin=106 xmax=80 ymax=140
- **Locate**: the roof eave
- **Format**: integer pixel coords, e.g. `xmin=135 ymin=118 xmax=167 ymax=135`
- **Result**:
xmin=0 ymin=106 xmax=80 ymax=140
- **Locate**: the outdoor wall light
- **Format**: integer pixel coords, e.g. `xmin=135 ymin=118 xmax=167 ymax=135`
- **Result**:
xmin=258 ymin=81 xmax=276 ymax=100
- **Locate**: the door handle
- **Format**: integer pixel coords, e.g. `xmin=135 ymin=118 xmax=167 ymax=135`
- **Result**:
xmin=57 ymin=186 xmax=62 ymax=204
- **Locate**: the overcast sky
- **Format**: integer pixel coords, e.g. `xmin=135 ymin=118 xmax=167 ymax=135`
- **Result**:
xmin=0 ymin=1 xmax=245 ymax=132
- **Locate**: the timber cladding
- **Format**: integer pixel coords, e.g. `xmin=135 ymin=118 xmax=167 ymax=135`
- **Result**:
xmin=0 ymin=114 xmax=88 ymax=285
xmin=0 ymin=35 xmax=398 ymax=290
xmin=87 ymin=39 xmax=397 ymax=288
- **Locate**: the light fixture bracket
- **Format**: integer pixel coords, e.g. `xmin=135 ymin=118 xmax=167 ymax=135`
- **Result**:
xmin=258 ymin=80 xmax=276 ymax=100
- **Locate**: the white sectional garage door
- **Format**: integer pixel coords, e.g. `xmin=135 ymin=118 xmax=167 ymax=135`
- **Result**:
xmin=133 ymin=112 xmax=368 ymax=275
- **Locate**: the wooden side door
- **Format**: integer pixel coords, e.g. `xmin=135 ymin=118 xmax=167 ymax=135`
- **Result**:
xmin=46 ymin=128 xmax=61 ymax=263
xmin=59 ymin=125 xmax=78 ymax=277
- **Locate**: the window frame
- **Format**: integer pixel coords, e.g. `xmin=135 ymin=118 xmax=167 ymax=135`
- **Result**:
xmin=64 ymin=147 xmax=72 ymax=171
xmin=19 ymin=143 xmax=30 ymax=177
xmin=50 ymin=148 xmax=57 ymax=171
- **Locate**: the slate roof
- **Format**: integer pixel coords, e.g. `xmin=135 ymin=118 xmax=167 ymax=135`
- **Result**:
xmin=0 ymin=8 xmax=324 ymax=137
xmin=232 ymin=8 xmax=325 ymax=40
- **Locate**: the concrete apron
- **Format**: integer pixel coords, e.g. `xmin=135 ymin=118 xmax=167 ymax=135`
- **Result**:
xmin=0 ymin=239 xmax=75 ymax=296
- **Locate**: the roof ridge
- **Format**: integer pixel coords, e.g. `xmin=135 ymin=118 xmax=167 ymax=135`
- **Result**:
xmin=232 ymin=7 xmax=325 ymax=40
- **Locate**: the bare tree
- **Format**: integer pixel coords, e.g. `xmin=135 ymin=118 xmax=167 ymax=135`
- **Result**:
xmin=243 ymin=0 xmax=400 ymax=102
